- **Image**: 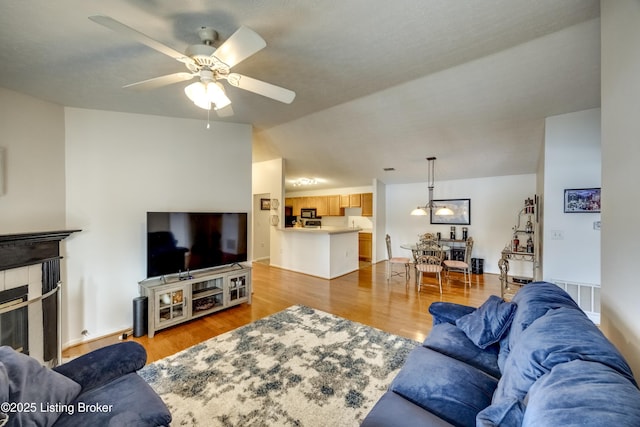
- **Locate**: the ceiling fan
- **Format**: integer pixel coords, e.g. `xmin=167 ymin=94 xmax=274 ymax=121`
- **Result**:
xmin=89 ymin=15 xmax=296 ymax=114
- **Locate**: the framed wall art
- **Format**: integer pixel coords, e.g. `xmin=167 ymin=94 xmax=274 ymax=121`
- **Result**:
xmin=564 ymin=188 xmax=601 ymax=213
xmin=260 ymin=198 xmax=271 ymax=210
xmin=430 ymin=199 xmax=471 ymax=225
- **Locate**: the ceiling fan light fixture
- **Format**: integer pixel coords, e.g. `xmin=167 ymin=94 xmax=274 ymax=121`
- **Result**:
xmin=184 ymin=79 xmax=231 ymax=111
xmin=207 ymin=81 xmax=231 ymax=110
xmin=185 ymin=81 xmax=211 ymax=110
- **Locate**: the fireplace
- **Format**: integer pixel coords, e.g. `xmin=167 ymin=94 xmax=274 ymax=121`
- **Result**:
xmin=0 ymin=285 xmax=29 ymax=354
xmin=0 ymin=230 xmax=79 ymax=366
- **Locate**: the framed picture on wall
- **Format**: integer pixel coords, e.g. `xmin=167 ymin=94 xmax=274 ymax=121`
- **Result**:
xmin=260 ymin=198 xmax=271 ymax=210
xmin=430 ymin=199 xmax=471 ymax=225
xmin=564 ymin=188 xmax=601 ymax=213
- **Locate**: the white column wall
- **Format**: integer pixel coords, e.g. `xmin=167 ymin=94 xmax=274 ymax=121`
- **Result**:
xmin=600 ymin=0 xmax=640 ymax=378
xmin=543 ymin=109 xmax=601 ymax=285
xmin=252 ymin=158 xmax=284 ymax=265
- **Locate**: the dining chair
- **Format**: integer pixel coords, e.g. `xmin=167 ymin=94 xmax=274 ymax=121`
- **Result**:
xmin=418 ymin=232 xmax=436 ymax=243
xmin=415 ymin=254 xmax=444 ymax=293
xmin=416 ymin=239 xmax=443 ymax=258
xmin=443 ymin=237 xmax=474 ymax=287
xmin=385 ymin=234 xmax=411 ymax=282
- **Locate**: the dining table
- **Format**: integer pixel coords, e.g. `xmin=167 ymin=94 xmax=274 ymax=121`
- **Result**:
xmin=400 ymin=243 xmax=451 ymax=261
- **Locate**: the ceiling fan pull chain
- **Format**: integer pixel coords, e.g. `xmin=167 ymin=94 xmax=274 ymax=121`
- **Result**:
xmin=207 ymin=109 xmax=211 ymax=129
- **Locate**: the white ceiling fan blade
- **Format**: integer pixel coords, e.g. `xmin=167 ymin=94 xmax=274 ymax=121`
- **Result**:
xmin=227 ymin=73 xmax=295 ymax=104
xmin=216 ymin=104 xmax=234 ymax=117
xmin=213 ymin=26 xmax=266 ymax=68
xmin=123 ymin=72 xmax=196 ymax=90
xmin=89 ymin=15 xmax=195 ymax=66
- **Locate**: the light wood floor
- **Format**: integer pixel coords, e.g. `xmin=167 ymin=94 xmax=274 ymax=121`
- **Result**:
xmin=63 ymin=261 xmax=500 ymax=363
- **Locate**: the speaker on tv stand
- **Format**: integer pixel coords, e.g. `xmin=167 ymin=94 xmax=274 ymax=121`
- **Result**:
xmin=133 ymin=296 xmax=148 ymax=337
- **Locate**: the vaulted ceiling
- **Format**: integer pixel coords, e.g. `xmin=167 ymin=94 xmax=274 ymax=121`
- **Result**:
xmin=0 ymin=1 xmax=601 ymax=190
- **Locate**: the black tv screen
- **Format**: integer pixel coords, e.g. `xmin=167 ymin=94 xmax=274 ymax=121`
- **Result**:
xmin=146 ymin=212 xmax=248 ymax=277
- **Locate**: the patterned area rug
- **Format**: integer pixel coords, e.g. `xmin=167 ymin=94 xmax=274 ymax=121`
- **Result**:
xmin=139 ymin=305 xmax=418 ymax=426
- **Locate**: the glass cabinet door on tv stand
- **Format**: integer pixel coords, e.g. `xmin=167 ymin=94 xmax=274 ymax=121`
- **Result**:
xmin=228 ymin=270 xmax=251 ymax=306
xmin=155 ymin=285 xmax=188 ymax=328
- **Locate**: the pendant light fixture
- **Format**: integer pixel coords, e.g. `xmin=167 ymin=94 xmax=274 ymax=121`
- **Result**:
xmin=411 ymin=156 xmax=454 ymax=216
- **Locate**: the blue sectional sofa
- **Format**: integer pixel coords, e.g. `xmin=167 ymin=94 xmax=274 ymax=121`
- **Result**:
xmin=0 ymin=341 xmax=171 ymax=426
xmin=362 ymin=282 xmax=640 ymax=426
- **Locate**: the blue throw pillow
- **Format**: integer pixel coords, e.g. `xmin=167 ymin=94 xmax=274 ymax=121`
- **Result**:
xmin=456 ymin=295 xmax=517 ymax=349
xmin=0 ymin=346 xmax=82 ymax=427
xmin=391 ymin=346 xmax=499 ymax=427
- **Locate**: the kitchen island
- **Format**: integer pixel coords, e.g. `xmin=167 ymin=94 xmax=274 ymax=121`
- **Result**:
xmin=275 ymin=227 xmax=361 ymax=279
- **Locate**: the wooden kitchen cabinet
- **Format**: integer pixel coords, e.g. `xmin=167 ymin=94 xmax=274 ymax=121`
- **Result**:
xmin=285 ymin=193 xmax=372 ymax=217
xmin=328 ymin=195 xmax=344 ymax=216
xmin=301 ymin=197 xmax=314 ymax=209
xmin=286 ymin=197 xmax=303 ymax=216
xmin=361 ymin=193 xmax=373 ymax=216
xmin=358 ymin=232 xmax=372 ymax=261
xmin=285 ymin=195 xmax=345 ymax=216
xmin=315 ymin=196 xmax=329 ymax=216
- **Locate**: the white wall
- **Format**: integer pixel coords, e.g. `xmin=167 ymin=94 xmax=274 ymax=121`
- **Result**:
xmin=374 ymin=179 xmax=387 ymax=263
xmin=386 ymin=174 xmax=536 ymax=275
xmin=252 ymin=158 xmax=284 ymax=264
xmin=543 ymin=109 xmax=601 ymax=285
xmin=601 ymin=0 xmax=640 ymax=378
xmin=252 ymin=193 xmax=271 ymax=261
xmin=64 ymin=108 xmax=252 ymax=346
xmin=0 ymin=88 xmax=66 ymax=232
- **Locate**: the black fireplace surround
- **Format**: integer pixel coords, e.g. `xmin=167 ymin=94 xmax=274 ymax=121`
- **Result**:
xmin=0 ymin=230 xmax=79 ymax=363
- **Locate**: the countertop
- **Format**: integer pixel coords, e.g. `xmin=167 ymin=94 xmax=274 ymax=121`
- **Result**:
xmin=280 ymin=226 xmax=362 ymax=235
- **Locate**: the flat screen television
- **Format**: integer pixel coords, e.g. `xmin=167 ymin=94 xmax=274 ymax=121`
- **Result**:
xmin=146 ymin=212 xmax=248 ymax=278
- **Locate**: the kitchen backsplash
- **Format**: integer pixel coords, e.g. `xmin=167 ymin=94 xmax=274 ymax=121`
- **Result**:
xmin=320 ymin=213 xmax=373 ymax=229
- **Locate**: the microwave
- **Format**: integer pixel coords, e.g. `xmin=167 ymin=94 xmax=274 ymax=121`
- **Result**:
xmin=300 ymin=208 xmax=317 ymax=218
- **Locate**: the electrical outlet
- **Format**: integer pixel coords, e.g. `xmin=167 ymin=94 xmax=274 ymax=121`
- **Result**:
xmin=593 ymin=221 xmax=601 ymax=230
xmin=550 ymin=230 xmax=564 ymax=240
